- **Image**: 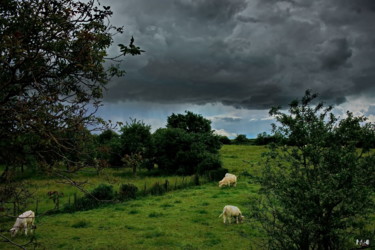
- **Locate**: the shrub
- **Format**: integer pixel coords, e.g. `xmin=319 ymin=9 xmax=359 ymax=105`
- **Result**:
xmin=193 ymin=174 xmax=200 ymax=186
xmin=218 ymin=135 xmax=231 ymax=145
xmin=152 ymin=112 xmax=222 ymax=176
xmin=148 ymin=182 xmax=166 ymax=196
xmin=63 ymin=184 xmax=115 ymax=212
xmin=233 ymin=134 xmax=249 ymax=144
xmin=255 ymin=90 xmax=375 ymax=249
xmin=118 ymin=183 xmax=138 ymax=201
xmin=196 ymin=154 xmax=222 ymax=175
xmin=205 ymin=168 xmax=228 ymax=182
xmin=90 ymin=184 xmax=115 ymax=201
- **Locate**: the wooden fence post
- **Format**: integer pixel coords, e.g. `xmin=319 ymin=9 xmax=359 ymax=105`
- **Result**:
xmin=74 ymin=193 xmax=77 ymax=210
xmin=35 ymin=199 xmax=39 ymax=215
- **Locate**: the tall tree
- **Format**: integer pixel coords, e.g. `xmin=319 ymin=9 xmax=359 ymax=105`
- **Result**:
xmin=120 ymin=119 xmax=153 ymax=175
xmin=0 ymin=0 xmax=143 ymax=178
xmin=167 ymin=111 xmax=212 ymax=133
xmin=253 ymin=90 xmax=375 ymax=249
xmin=154 ymin=112 xmax=222 ymax=175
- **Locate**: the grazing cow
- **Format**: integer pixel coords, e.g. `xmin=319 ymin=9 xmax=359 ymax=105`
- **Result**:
xmin=10 ymin=210 xmax=36 ymax=237
xmin=218 ymin=173 xmax=237 ymax=187
xmin=219 ymin=205 xmax=244 ymax=224
xmin=356 ymin=239 xmax=370 ymax=247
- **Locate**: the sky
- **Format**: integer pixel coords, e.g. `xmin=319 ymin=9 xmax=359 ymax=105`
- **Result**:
xmin=96 ymin=0 xmax=375 ymax=138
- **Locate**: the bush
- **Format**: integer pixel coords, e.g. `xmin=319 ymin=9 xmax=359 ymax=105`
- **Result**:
xmin=193 ymin=174 xmax=200 ymax=186
xmin=90 ymin=184 xmax=115 ymax=201
xmin=255 ymin=90 xmax=375 ymax=249
xmin=118 ymin=183 xmax=138 ymax=201
xmin=63 ymin=196 xmax=98 ymax=212
xmin=63 ymin=184 xmax=115 ymax=212
xmin=218 ymin=135 xmax=231 ymax=145
xmin=205 ymin=168 xmax=228 ymax=182
xmin=153 ymin=128 xmax=222 ymax=175
xmin=233 ymin=134 xmax=249 ymax=144
xmin=196 ymin=154 xmax=222 ymax=175
xmin=148 ymin=182 xmax=166 ymax=196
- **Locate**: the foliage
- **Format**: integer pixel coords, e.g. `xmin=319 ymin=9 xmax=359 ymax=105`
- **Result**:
xmin=96 ymin=129 xmax=122 ymax=167
xmin=63 ymin=184 xmax=115 ymax=212
xmin=0 ymin=0 xmax=143 ymax=179
xmin=196 ymin=154 xmax=222 ymax=175
xmin=118 ymin=183 xmax=138 ymax=201
xmin=90 ymin=184 xmax=115 ymax=201
xmin=122 ymin=153 xmax=143 ymax=176
xmin=0 ymin=181 xmax=33 ymax=216
xmin=254 ymin=132 xmax=280 ymax=145
xmin=120 ymin=119 xmax=153 ymax=173
xmin=167 ymin=111 xmax=211 ymax=133
xmin=153 ymin=112 xmax=222 ymax=175
xmin=253 ymin=90 xmax=375 ymax=249
xmin=204 ymin=168 xmax=229 ymax=182
xmin=218 ymin=135 xmax=232 ymax=145
xmin=153 ymin=127 xmax=222 ymax=175
xmin=47 ymin=191 xmax=64 ymax=210
xmin=233 ymin=134 xmax=250 ymax=144
xmin=148 ymin=182 xmax=167 ymax=196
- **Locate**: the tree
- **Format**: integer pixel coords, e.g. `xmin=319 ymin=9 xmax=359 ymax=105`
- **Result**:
xmin=218 ymin=135 xmax=232 ymax=145
xmin=0 ymin=0 xmax=143 ymax=179
xmin=167 ymin=111 xmax=211 ymax=133
xmin=120 ymin=119 xmax=153 ymax=175
xmin=153 ymin=112 xmax=222 ymax=175
xmin=252 ymin=90 xmax=375 ymax=249
xmin=95 ymin=129 xmax=122 ymax=169
xmin=254 ymin=132 xmax=280 ymax=145
xmin=234 ymin=134 xmax=249 ymax=144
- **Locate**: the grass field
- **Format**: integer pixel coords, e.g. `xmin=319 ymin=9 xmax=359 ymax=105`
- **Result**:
xmin=0 ymin=145 xmax=267 ymax=249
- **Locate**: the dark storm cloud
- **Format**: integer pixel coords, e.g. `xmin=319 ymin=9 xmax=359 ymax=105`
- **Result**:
xmin=104 ymin=0 xmax=375 ymax=110
xmin=174 ymin=0 xmax=247 ymax=23
xmin=319 ymin=38 xmax=352 ymax=71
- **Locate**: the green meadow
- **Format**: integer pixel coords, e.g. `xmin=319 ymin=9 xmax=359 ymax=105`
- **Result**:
xmin=0 ymin=145 xmax=267 ymax=249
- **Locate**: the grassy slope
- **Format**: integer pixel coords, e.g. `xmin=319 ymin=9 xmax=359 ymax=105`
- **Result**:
xmin=1 ymin=145 xmax=267 ymax=249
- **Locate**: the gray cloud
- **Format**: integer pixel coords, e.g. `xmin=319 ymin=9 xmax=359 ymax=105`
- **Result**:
xmin=215 ymin=117 xmax=243 ymax=122
xmin=319 ymin=38 xmax=352 ymax=71
xmin=104 ymin=0 xmax=375 ymax=110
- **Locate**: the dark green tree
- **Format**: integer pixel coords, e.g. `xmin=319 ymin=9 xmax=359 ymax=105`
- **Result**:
xmin=0 ymin=0 xmax=143 ymax=179
xmin=254 ymin=132 xmax=280 ymax=145
xmin=253 ymin=90 xmax=375 ymax=249
xmin=167 ymin=111 xmax=211 ymax=133
xmin=217 ymin=135 xmax=232 ymax=145
xmin=234 ymin=134 xmax=249 ymax=144
xmin=95 ymin=129 xmax=122 ymax=168
xmin=120 ymin=119 xmax=153 ymax=175
xmin=153 ymin=112 xmax=222 ymax=175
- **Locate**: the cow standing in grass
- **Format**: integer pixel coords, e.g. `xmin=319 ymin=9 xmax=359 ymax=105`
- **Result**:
xmin=219 ymin=205 xmax=244 ymax=224
xmin=218 ymin=173 xmax=237 ymax=187
xmin=10 ymin=210 xmax=36 ymax=237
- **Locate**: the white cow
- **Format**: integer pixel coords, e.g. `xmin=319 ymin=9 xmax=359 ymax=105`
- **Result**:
xmin=218 ymin=173 xmax=237 ymax=187
xmin=219 ymin=205 xmax=244 ymax=224
xmin=10 ymin=210 xmax=36 ymax=237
